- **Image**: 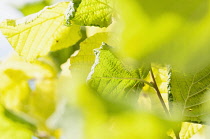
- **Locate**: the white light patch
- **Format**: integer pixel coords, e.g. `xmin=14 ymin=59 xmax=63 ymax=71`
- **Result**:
xmin=0 ymin=2 xmax=23 ymax=61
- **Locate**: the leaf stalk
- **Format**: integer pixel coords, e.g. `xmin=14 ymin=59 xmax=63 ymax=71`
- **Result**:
xmin=149 ymin=68 xmax=180 ymax=139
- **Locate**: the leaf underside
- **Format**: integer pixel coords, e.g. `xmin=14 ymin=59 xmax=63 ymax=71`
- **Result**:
xmin=87 ymin=43 xmax=148 ymax=99
xmin=169 ymin=65 xmax=210 ymax=123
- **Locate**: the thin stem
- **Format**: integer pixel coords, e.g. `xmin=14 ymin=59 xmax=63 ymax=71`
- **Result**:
xmin=150 ymin=68 xmax=170 ymax=116
xmin=149 ymin=68 xmax=180 ymax=139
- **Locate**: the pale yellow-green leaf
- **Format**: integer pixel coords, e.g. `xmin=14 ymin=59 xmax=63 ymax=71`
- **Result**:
xmin=143 ymin=64 xmax=169 ymax=94
xmin=142 ymin=64 xmax=169 ymax=113
xmin=87 ymin=44 xmax=149 ymax=99
xmin=54 ymin=81 xmax=174 ymax=139
xmin=70 ymin=32 xmax=117 ymax=79
xmin=65 ymin=0 xmax=114 ymax=27
xmin=169 ymin=65 xmax=210 ymax=123
xmin=179 ymin=122 xmax=203 ymax=139
xmin=0 ymin=55 xmax=57 ymax=129
xmin=60 ymin=58 xmax=71 ymax=76
xmin=0 ymin=55 xmax=56 ymax=79
xmin=0 ymin=2 xmax=81 ymax=61
xmin=0 ymin=105 xmax=34 ymax=139
xmin=0 ymin=69 xmax=30 ymax=111
xmin=86 ymin=21 xmax=117 ymax=37
xmin=116 ymin=0 xmax=210 ymax=71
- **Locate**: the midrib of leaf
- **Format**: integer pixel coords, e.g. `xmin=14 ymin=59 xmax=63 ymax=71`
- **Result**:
xmin=92 ymin=77 xmax=152 ymax=86
xmin=87 ymin=43 xmax=150 ymax=98
xmin=0 ymin=2 xmax=81 ymax=61
xmin=8 ymin=14 xmax=63 ymax=37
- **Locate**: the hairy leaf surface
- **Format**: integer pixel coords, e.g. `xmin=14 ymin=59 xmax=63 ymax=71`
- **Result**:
xmin=87 ymin=44 xmax=149 ymax=98
xmin=169 ymin=65 xmax=210 ymax=123
xmin=0 ymin=2 xmax=81 ymax=61
xmin=66 ymin=0 xmax=113 ymax=27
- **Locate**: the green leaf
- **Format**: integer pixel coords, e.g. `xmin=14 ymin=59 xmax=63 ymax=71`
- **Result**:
xmin=19 ymin=0 xmax=50 ymax=16
xmin=0 ymin=55 xmax=57 ymax=130
xmin=0 ymin=105 xmax=35 ymax=139
xmin=50 ymin=46 xmax=75 ymax=70
xmin=87 ymin=43 xmax=150 ymax=98
xmin=117 ymin=0 xmax=210 ymax=71
xmin=179 ymin=122 xmax=203 ymax=139
xmin=52 ymin=82 xmax=174 ymax=139
xmin=143 ymin=64 xmax=169 ymax=94
xmin=65 ymin=0 xmax=113 ymax=27
xmin=169 ymin=65 xmax=210 ymax=123
xmin=0 ymin=2 xmax=81 ymax=61
xmin=70 ymin=32 xmax=117 ymax=79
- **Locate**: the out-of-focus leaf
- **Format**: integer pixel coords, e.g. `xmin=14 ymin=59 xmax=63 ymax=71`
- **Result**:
xmin=85 ymin=20 xmax=118 ymax=37
xmin=0 ymin=55 xmax=57 ymax=133
xmin=179 ymin=122 xmax=203 ymax=139
xmin=87 ymin=43 xmax=150 ymax=99
xmin=65 ymin=0 xmax=113 ymax=27
xmin=70 ymin=32 xmax=117 ymax=79
xmin=117 ymin=0 xmax=210 ymax=71
xmin=54 ymin=81 xmax=175 ymax=139
xmin=19 ymin=0 xmax=51 ymax=16
xmin=0 ymin=2 xmax=81 ymax=61
xmin=0 ymin=105 xmax=35 ymax=139
xmin=169 ymin=65 xmax=210 ymax=123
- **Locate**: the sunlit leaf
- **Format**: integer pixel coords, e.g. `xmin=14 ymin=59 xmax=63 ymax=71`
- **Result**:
xmin=0 ymin=2 xmax=81 ymax=61
xmin=0 ymin=55 xmax=57 ymax=132
xmin=52 ymin=78 xmax=175 ymax=139
xmin=19 ymin=0 xmax=50 ymax=16
xmin=70 ymin=32 xmax=117 ymax=79
xmin=143 ymin=64 xmax=169 ymax=94
xmin=0 ymin=105 xmax=35 ymax=139
xmin=179 ymin=122 xmax=203 ymax=139
xmin=65 ymin=0 xmax=114 ymax=27
xmin=87 ymin=43 xmax=150 ymax=98
xmin=61 ymin=82 xmax=174 ymax=139
xmin=169 ymin=65 xmax=210 ymax=123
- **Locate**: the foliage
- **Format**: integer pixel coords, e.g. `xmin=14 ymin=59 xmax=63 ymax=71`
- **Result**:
xmin=0 ymin=0 xmax=209 ymax=139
